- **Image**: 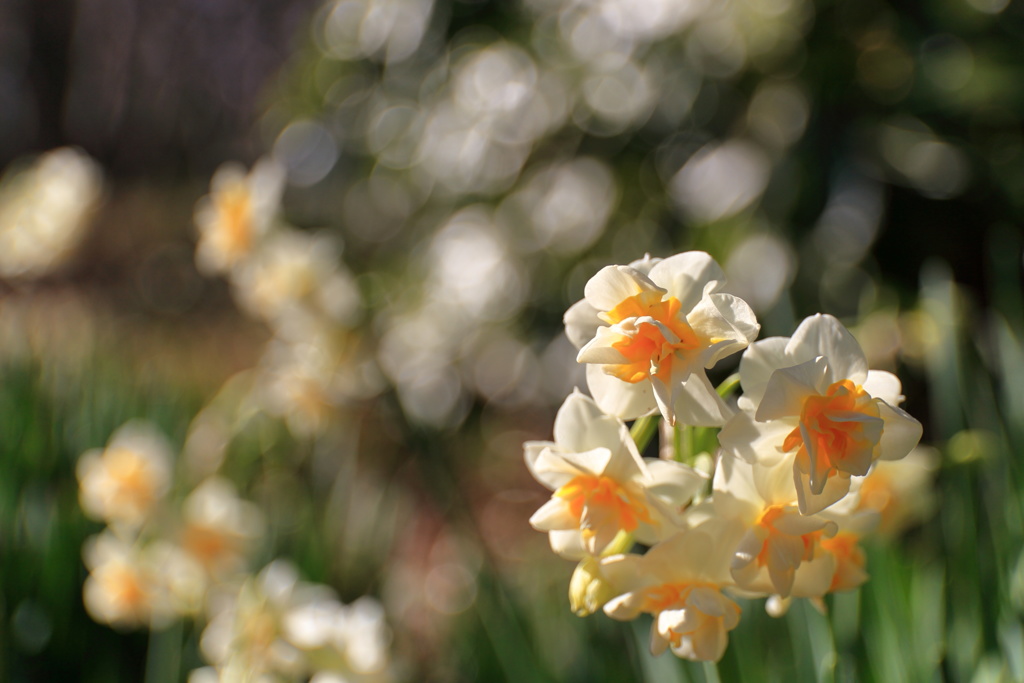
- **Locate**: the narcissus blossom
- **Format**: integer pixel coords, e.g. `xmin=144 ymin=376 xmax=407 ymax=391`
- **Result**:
xmin=0 ymin=147 xmax=103 ymax=279
xmin=525 ymin=390 xmax=707 ymax=558
xmin=601 ymin=521 xmax=743 ymax=662
xmin=711 ymin=452 xmax=838 ymax=599
xmin=194 ymin=158 xmax=285 ymax=275
xmin=564 ymin=252 xmax=759 ymax=426
xmin=178 ymin=477 xmax=264 ymax=580
xmin=856 ymin=445 xmax=938 ymax=537
xmin=199 ymin=560 xmax=393 ymax=683
xmin=720 ymin=313 xmax=922 ymax=514
xmin=232 ymin=228 xmax=361 ymax=332
xmin=77 ymin=421 xmax=173 ymax=529
xmin=82 ymin=532 xmax=171 ymax=629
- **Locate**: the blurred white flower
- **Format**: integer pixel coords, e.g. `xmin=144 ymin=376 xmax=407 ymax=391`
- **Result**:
xmin=320 ymin=0 xmax=434 ymax=64
xmin=232 ymin=228 xmax=361 ymax=331
xmin=724 ymin=233 xmax=796 ymax=312
xmin=878 ymin=118 xmax=970 ymax=199
xmin=670 ymin=139 xmax=771 ymax=224
xmin=82 ymin=532 xmax=171 ymax=630
xmin=0 ymin=147 xmax=103 ymax=279
xmin=194 ymin=158 xmax=285 ymax=275
xmin=856 ymin=445 xmax=939 ymax=537
xmin=200 ymin=563 xmax=307 ymax=681
xmin=499 ymin=157 xmax=617 ymax=255
xmin=256 ymin=327 xmax=382 ymax=436
xmin=414 ymin=43 xmax=563 ymax=195
xmin=201 ymin=561 xmax=393 ymax=682
xmin=425 ymin=207 xmax=525 ymax=322
xmin=179 ymin=477 xmax=264 ymax=580
xmin=287 ymin=595 xmax=393 ymax=681
xmin=77 ymin=421 xmax=174 ymax=529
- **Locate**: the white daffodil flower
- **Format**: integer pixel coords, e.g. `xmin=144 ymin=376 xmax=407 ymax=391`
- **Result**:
xmin=231 ymin=228 xmax=361 ymax=331
xmin=719 ymin=313 xmax=922 ymax=514
xmin=194 ymin=158 xmax=285 ymax=275
xmin=200 ymin=561 xmax=393 ymax=683
xmin=856 ymin=445 xmax=939 ymax=537
xmin=711 ymin=451 xmax=838 ymax=599
xmin=601 ymin=520 xmax=743 ymax=662
xmin=564 ymin=252 xmax=759 ymax=426
xmin=178 ymin=477 xmax=264 ymax=580
xmin=525 ymin=390 xmax=707 ymax=558
xmin=82 ymin=532 xmax=172 ymax=630
xmin=77 ymin=421 xmax=174 ymax=529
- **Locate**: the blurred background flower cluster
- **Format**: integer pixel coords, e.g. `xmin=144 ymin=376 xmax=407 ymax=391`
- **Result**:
xmin=1 ymin=0 xmax=1023 ymax=680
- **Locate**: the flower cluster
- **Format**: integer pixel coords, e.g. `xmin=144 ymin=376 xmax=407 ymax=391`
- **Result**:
xmin=74 ymin=158 xmax=397 ymax=682
xmin=193 ymin=158 xmax=380 ymax=438
xmin=77 ymin=421 xmax=264 ymax=631
xmin=526 ymin=252 xmax=925 ymax=662
xmin=77 ymin=420 xmax=394 ymax=682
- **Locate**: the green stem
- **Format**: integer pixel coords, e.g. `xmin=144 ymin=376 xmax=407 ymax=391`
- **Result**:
xmin=716 ymin=373 xmax=741 ymax=399
xmin=675 ymin=424 xmax=698 ymax=464
xmin=630 ymin=415 xmax=660 ymax=453
xmin=674 ymin=423 xmax=685 ymax=463
xmin=703 ymin=661 xmax=722 ymax=683
xmin=144 ymin=618 xmax=182 ymax=683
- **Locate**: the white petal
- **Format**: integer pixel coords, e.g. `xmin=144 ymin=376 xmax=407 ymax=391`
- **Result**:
xmin=650 ymin=623 xmax=671 ymax=656
xmin=877 ymin=402 xmax=923 ymax=461
xmin=712 ymin=452 xmax=764 ymax=518
xmin=687 ymin=585 xmax=729 ymax=618
xmin=669 ymin=371 xmax=734 ymax=427
xmin=689 ymin=516 xmax=748 ymax=583
xmin=523 ymin=441 xmax=556 ymax=488
xmin=787 ymin=314 xmax=868 ymax=384
xmin=737 ymin=336 xmax=791 ymax=406
xmin=628 ymin=254 xmax=663 ymax=275
xmin=529 ymin=498 xmax=577 ymax=531
xmin=651 ymin=372 xmax=676 ymax=426
xmin=599 ymin=553 xmax=650 ymax=598
xmin=580 ymin=503 xmax=622 ymax=555
xmin=548 ymin=530 xmax=587 ymax=559
xmin=584 ymin=265 xmax=663 ymax=312
xmin=698 ymin=623 xmax=730 ymax=663
xmin=659 ymin=607 xmax=696 ymax=635
xmin=771 ymin=510 xmax=832 ymax=537
xmin=564 ymin=299 xmax=603 ymax=350
xmin=558 ymin=448 xmax=615 ymax=477
xmin=718 ymin=410 xmax=795 ymax=466
xmin=794 ymin=468 xmax=852 ymax=515
xmin=790 ymin=554 xmax=838 ymax=599
xmin=643 ymin=460 xmax=708 ymax=509
xmin=586 ymin=363 xmax=658 ymax=420
xmin=604 ymin=590 xmax=647 ymax=621
xmin=755 ymin=358 xmax=829 ymax=422
xmin=647 ymin=252 xmax=726 ymax=313
xmin=687 ymin=291 xmax=759 ymax=366
xmin=552 ymin=391 xmax=628 ymax=456
xmin=765 ymin=538 xmax=799 ymax=596
xmin=862 ymin=370 xmax=904 ymax=405
xmin=751 ymin=454 xmax=799 ymax=506
xmin=577 ymin=329 xmax=633 ymax=365
xmin=530 ymin=447 xmax=589 ymax=489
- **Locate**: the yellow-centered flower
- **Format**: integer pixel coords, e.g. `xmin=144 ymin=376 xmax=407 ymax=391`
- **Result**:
xmin=565 ymin=252 xmax=759 ymax=426
xmin=719 ymin=314 xmax=922 ymax=514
